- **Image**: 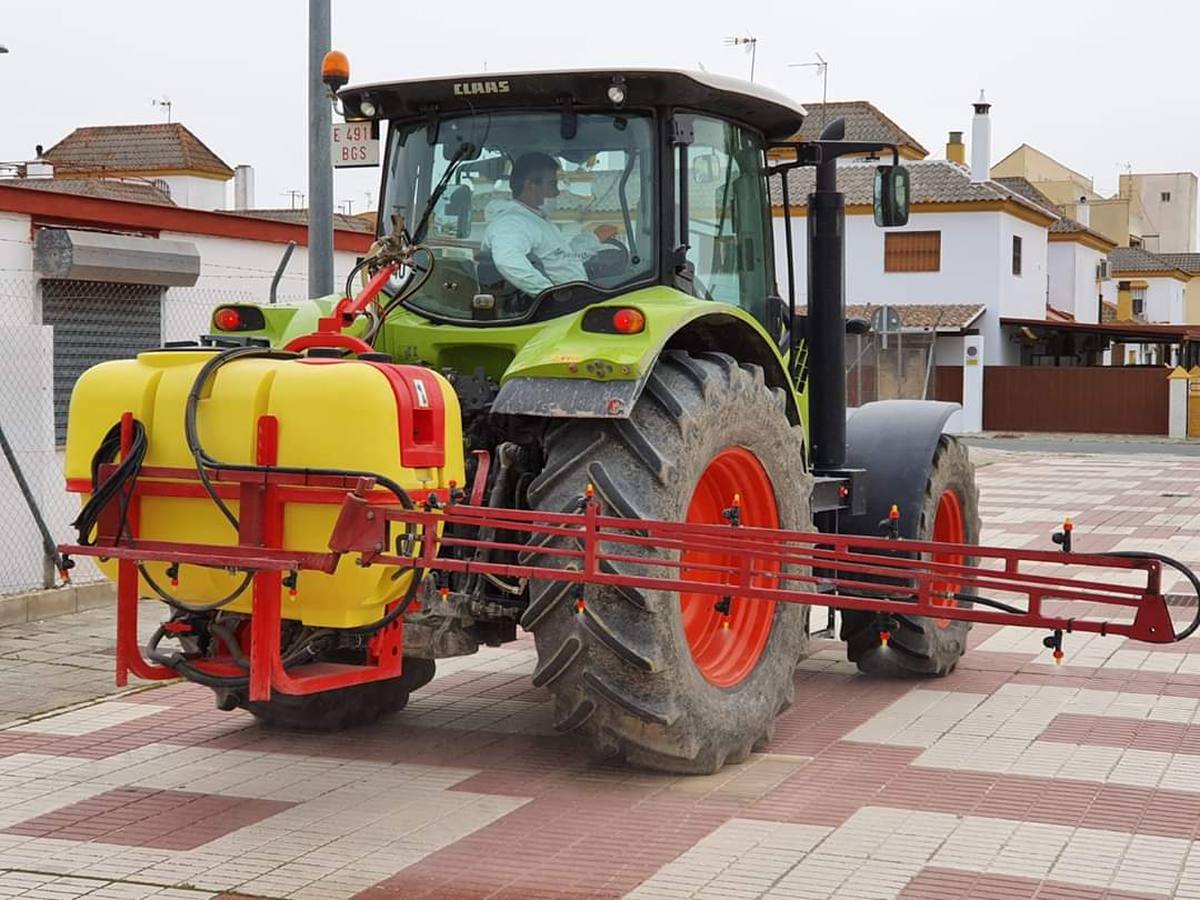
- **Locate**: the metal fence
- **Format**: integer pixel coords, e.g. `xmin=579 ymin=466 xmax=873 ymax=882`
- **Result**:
xmin=845 ymin=329 xmax=940 ymax=407
xmin=0 ymin=274 xmax=309 ymax=597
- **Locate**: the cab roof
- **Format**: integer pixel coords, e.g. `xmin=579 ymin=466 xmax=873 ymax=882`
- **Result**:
xmin=340 ymin=69 xmax=807 ymax=140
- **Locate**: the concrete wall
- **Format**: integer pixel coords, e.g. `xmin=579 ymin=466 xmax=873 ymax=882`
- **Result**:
xmin=1101 ymin=276 xmax=1186 ymax=323
xmin=1047 ymin=241 xmax=1104 ymax=323
xmin=158 ymin=175 xmax=229 ymax=211
xmin=0 ymin=212 xmax=365 ymax=595
xmin=159 ymin=230 xmax=361 ymax=342
xmin=772 ymin=207 xmax=1044 ymax=367
xmin=1185 ymin=278 xmax=1200 ymax=325
xmin=1123 ymin=172 xmax=1198 ymax=253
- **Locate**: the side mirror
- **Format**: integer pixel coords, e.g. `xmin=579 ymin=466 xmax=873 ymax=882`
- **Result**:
xmin=873 ymin=165 xmax=910 ymax=227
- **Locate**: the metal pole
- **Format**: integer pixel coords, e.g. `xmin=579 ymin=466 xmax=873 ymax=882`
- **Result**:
xmin=307 ymin=0 xmax=334 ymax=298
xmin=0 ymin=421 xmax=65 ymax=587
xmin=807 ymin=155 xmax=847 ymax=471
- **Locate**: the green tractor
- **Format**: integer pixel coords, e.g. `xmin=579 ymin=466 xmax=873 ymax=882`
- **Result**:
xmin=80 ymin=68 xmax=981 ymax=774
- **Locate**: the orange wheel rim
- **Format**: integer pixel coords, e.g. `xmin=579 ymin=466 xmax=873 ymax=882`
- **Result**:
xmin=931 ymin=489 xmax=965 ymax=629
xmin=679 ymin=448 xmax=779 ymax=687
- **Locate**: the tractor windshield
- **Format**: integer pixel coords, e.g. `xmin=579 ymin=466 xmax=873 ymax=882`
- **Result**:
xmin=381 ymin=111 xmax=655 ymax=323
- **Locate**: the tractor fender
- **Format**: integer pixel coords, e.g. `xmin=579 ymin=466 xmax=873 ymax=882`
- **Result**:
xmin=492 ymin=305 xmax=801 ymax=424
xmin=838 ymin=399 xmax=960 ymax=538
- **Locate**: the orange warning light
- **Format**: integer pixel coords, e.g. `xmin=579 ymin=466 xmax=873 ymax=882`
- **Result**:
xmin=322 ymin=50 xmax=351 ymax=92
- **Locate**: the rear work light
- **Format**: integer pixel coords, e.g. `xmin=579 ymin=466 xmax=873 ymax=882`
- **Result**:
xmin=582 ymin=306 xmax=645 ymax=335
xmin=213 ymin=306 xmax=266 ymax=332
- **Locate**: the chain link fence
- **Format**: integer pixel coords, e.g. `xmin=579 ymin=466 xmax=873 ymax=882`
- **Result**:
xmin=0 ymin=269 xmax=312 ymax=597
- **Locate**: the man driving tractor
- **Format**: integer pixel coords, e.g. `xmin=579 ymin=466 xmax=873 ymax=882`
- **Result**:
xmin=482 ymin=151 xmax=613 ymax=295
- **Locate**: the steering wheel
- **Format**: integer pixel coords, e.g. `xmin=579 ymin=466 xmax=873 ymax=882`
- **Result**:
xmin=585 ymin=237 xmax=630 ymax=281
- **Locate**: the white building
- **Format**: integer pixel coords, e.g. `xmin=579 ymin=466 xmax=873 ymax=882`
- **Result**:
xmin=771 ymin=157 xmax=1056 ymax=366
xmin=0 ymin=178 xmax=371 ymax=596
xmin=40 ymin=123 xmax=235 ymax=210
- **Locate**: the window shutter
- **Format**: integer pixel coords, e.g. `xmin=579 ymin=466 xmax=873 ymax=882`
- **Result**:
xmin=884 ymin=231 xmax=940 ymax=272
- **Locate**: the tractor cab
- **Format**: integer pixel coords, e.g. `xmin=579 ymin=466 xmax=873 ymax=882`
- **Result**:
xmin=340 ymin=70 xmax=808 ymax=330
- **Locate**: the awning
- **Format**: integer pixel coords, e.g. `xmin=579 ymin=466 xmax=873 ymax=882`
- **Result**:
xmin=34 ymin=227 xmax=200 ymax=287
xmin=1001 ymin=316 xmax=1200 ymax=345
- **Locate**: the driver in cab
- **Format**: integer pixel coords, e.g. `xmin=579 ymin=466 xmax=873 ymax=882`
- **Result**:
xmin=482 ymin=152 xmax=610 ymax=296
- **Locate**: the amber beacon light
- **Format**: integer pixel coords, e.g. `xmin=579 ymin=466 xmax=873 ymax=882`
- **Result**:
xmin=322 ymin=50 xmax=351 ymax=93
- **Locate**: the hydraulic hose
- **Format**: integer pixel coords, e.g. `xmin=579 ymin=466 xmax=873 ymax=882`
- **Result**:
xmin=72 ymin=420 xmax=148 ymax=546
xmin=1103 ymin=550 xmax=1200 ymax=642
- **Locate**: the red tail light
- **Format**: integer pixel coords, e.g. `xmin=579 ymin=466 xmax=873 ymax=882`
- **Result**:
xmin=612 ymin=308 xmax=645 ymax=334
xmin=214 ymin=307 xmax=242 ymax=330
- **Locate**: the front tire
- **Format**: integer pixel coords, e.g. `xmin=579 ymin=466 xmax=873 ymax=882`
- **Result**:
xmin=523 ymin=351 xmax=811 ymax=773
xmin=841 ymin=435 xmax=981 ymax=676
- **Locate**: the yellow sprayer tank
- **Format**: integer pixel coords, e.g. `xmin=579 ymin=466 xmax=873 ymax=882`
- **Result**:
xmin=64 ymin=349 xmax=464 ymax=628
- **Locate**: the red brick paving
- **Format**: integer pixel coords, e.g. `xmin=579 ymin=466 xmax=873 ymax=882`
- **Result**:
xmin=3 ymin=786 xmax=293 ymax=850
xmin=901 ymin=868 xmax=1166 ymax=900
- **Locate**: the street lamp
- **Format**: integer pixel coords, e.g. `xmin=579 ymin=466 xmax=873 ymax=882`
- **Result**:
xmin=723 ymin=35 xmax=757 ymax=82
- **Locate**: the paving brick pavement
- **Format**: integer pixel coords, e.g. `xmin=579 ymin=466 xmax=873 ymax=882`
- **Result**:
xmin=0 ymin=448 xmax=1199 ymax=898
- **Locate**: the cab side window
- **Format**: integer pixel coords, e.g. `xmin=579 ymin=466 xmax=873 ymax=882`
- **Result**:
xmin=679 ymin=116 xmax=773 ymax=322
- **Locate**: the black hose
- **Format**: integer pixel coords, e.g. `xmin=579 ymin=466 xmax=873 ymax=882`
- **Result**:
xmin=1103 ymin=550 xmax=1200 ymax=642
xmin=139 ymin=563 xmax=253 ymax=614
xmin=183 ymin=344 xmax=418 ymax=530
xmin=72 ymin=420 xmax=148 ymax=546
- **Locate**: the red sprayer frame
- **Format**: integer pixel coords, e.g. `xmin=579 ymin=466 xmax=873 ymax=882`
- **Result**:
xmin=61 ymin=412 xmax=1192 ymax=703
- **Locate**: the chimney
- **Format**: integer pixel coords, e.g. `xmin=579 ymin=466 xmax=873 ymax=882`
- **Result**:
xmin=970 ymin=90 xmax=991 ymax=183
xmin=24 ymin=144 xmax=53 ymax=179
xmin=1116 ymin=280 xmax=1133 ymax=321
xmin=946 ymin=131 xmax=965 ymax=166
xmin=234 ymin=164 xmax=255 ymax=210
xmin=1077 ymin=196 xmax=1089 ymax=228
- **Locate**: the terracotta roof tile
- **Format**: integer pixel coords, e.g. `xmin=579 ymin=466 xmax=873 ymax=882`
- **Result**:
xmin=1101 ymin=300 xmax=1118 ymax=323
xmin=1156 ymin=252 xmax=1200 ymax=274
xmin=1109 ymin=246 xmax=1189 ymax=275
xmin=787 ymin=101 xmax=929 ymax=157
xmin=0 ymin=177 xmax=175 ymax=206
xmin=797 ymin=302 xmax=985 ymax=331
xmin=43 ymin=123 xmax=234 ymax=179
xmin=225 ymin=208 xmax=375 ymax=234
xmin=771 ymin=160 xmax=1053 ymax=218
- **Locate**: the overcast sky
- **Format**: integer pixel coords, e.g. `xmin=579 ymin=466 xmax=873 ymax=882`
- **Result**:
xmin=3 ymin=0 xmax=1197 ymax=217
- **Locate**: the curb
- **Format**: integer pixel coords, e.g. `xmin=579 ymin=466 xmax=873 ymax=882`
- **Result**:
xmin=0 ymin=581 xmax=114 ymax=628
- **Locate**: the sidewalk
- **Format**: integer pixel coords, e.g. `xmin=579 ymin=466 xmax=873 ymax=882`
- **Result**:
xmin=0 ymin=448 xmax=1198 ymax=898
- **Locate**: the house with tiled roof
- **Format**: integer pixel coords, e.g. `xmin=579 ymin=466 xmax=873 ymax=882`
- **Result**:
xmin=1102 ymin=247 xmax=1190 ymax=326
xmin=772 ymin=153 xmax=1055 ymax=375
xmin=42 ymin=123 xmax=235 ymax=209
xmin=992 ymin=176 xmax=1116 ymax=324
xmin=777 ymin=100 xmax=929 ymax=160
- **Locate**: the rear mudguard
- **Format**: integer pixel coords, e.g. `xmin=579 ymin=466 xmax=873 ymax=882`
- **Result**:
xmin=838 ymin=400 xmax=960 ymax=539
xmin=492 ymin=293 xmax=802 ymax=425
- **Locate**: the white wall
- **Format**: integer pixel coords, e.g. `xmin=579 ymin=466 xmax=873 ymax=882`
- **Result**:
xmin=159 ymin=230 xmax=362 ymax=342
xmin=159 ymin=175 xmax=229 ymax=211
xmin=1132 ymin=173 xmax=1197 ymax=253
xmin=0 ymin=216 xmax=366 ymax=594
xmin=773 ymin=208 xmax=1044 ymax=366
xmin=1100 ymin=275 xmax=1187 ymax=324
xmin=1047 ymin=241 xmax=1104 ymax=324
xmin=997 ymin=214 xmax=1047 ymax=322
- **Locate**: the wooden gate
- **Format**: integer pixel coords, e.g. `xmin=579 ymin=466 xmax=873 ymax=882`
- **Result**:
xmin=983 ymin=366 xmax=1169 ymax=434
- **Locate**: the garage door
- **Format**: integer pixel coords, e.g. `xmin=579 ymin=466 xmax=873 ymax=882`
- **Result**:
xmin=41 ymin=279 xmax=163 ymax=444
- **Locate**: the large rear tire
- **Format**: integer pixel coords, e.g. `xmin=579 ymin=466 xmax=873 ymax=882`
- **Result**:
xmin=523 ymin=351 xmax=811 ymax=774
xmin=841 ymin=435 xmax=980 ymax=676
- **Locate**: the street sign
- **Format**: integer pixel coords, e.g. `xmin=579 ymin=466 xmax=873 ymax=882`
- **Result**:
xmin=332 ymin=121 xmax=379 ymax=168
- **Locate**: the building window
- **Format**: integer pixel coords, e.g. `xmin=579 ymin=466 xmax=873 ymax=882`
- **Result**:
xmin=1012 ymin=235 xmax=1022 ymax=276
xmin=1132 ymin=287 xmax=1146 ymax=320
xmin=1161 ymin=191 xmax=1172 ymax=203
xmin=884 ymin=231 xmax=940 ymax=272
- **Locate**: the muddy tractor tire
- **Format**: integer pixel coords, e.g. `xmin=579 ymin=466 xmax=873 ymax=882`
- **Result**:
xmin=841 ymin=435 xmax=981 ymax=677
xmin=233 ymin=657 xmax=437 ymax=731
xmin=522 ymin=351 xmax=811 ymax=774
